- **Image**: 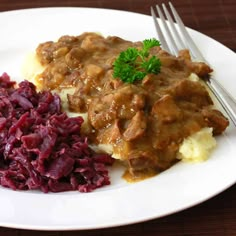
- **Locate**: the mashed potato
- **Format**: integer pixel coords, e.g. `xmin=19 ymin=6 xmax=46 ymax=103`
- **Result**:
xmin=178 ymin=127 xmax=216 ymax=162
xmin=21 ymin=52 xmax=44 ymax=86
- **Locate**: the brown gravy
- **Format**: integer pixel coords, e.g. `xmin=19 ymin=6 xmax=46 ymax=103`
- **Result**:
xmin=35 ymin=32 xmax=229 ymax=180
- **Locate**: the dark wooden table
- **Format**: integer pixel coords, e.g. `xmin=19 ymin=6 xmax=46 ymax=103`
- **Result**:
xmin=0 ymin=0 xmax=236 ymax=235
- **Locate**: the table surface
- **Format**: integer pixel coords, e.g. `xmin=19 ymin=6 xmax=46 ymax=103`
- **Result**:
xmin=0 ymin=0 xmax=236 ymax=235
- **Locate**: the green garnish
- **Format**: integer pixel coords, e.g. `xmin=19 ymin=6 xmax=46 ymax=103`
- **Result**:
xmin=113 ymin=38 xmax=161 ymax=83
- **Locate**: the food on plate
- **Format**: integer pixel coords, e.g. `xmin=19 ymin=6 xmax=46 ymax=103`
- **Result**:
xmin=23 ymin=32 xmax=229 ymax=182
xmin=177 ymin=127 xmax=216 ymax=162
xmin=0 ymin=72 xmax=114 ymax=193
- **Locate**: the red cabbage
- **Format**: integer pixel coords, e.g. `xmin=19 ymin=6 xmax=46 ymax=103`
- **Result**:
xmin=0 ymin=73 xmax=114 ymax=193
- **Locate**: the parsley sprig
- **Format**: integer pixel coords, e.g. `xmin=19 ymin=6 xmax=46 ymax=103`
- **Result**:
xmin=113 ymin=38 xmax=161 ymax=83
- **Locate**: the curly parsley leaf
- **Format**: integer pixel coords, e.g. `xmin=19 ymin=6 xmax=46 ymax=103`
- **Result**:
xmin=141 ymin=56 xmax=161 ymax=74
xmin=113 ymin=38 xmax=161 ymax=83
xmin=142 ymin=38 xmax=161 ymax=57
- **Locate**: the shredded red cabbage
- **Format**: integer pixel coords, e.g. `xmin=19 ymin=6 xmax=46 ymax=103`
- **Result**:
xmin=0 ymin=73 xmax=114 ymax=193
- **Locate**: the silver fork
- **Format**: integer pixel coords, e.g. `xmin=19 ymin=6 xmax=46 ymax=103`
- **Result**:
xmin=151 ymin=2 xmax=236 ymax=127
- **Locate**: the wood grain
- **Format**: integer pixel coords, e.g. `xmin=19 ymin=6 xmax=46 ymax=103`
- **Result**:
xmin=0 ymin=0 xmax=235 ymax=50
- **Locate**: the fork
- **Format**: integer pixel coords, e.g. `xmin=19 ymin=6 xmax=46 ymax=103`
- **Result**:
xmin=151 ymin=2 xmax=236 ymax=127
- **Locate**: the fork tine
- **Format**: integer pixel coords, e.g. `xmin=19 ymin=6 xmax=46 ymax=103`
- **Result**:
xmin=151 ymin=6 xmax=170 ymax=52
xmin=169 ymin=2 xmax=205 ymax=61
xmin=162 ymin=3 xmax=185 ymax=49
xmin=155 ymin=4 xmax=179 ymax=55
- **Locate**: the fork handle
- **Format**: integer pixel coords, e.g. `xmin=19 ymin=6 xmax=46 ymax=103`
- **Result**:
xmin=206 ymin=78 xmax=236 ymax=127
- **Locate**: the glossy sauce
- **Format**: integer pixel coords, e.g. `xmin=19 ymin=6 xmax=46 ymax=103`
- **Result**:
xmin=35 ymin=32 xmax=229 ymax=181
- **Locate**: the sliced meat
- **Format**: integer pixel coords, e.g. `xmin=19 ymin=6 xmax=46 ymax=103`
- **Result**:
xmin=178 ymin=49 xmax=213 ymax=77
xmin=168 ymin=79 xmax=213 ymax=108
xmin=201 ymin=108 xmax=229 ymax=135
xmin=151 ymin=94 xmax=183 ymax=123
xmin=88 ymin=84 xmax=146 ymax=130
xmin=97 ymin=119 xmax=121 ymax=144
xmin=67 ymin=94 xmax=86 ymax=113
xmin=123 ymin=111 xmax=147 ymax=141
xmin=88 ymin=95 xmax=116 ymax=129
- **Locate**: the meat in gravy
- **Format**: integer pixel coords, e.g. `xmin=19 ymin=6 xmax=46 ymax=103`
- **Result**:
xmin=35 ymin=32 xmax=229 ymax=181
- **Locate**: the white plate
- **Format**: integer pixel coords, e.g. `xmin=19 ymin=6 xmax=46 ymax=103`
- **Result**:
xmin=0 ymin=7 xmax=236 ymax=231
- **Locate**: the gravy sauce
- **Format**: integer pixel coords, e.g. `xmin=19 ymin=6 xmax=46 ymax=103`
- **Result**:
xmin=35 ymin=32 xmax=229 ymax=180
